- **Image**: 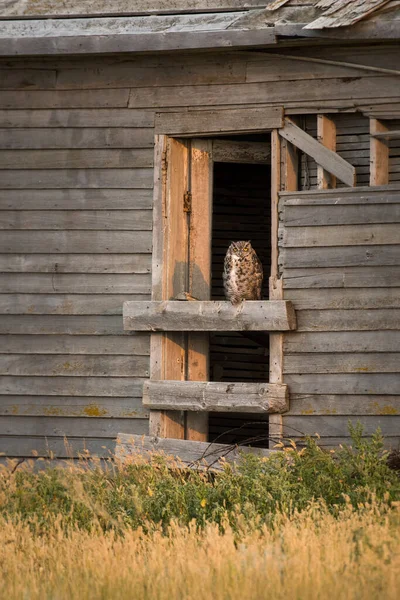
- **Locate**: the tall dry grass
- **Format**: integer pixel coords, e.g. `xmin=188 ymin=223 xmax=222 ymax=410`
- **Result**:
xmin=0 ymin=502 xmax=399 ymax=600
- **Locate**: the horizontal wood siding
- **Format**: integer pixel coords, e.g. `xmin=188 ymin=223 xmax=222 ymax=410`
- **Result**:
xmin=0 ymin=44 xmax=399 ymax=456
xmin=0 ymin=61 xmax=156 ymax=457
xmin=280 ymin=185 xmax=400 ymax=447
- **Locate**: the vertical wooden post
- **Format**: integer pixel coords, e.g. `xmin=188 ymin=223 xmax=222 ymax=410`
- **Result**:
xmin=269 ymin=128 xmax=298 ymax=448
xmin=317 ymin=115 xmax=337 ymax=189
xmin=370 ymin=118 xmax=389 ymax=186
xmin=186 ymin=139 xmax=213 ymax=441
xmin=149 ymin=137 xmax=189 ymax=439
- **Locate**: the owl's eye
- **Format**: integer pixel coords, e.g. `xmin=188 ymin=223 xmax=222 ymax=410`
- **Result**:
xmin=243 ymin=246 xmax=248 ymax=252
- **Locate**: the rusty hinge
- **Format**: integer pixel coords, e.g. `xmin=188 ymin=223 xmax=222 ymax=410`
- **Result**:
xmin=183 ymin=190 xmax=192 ymax=213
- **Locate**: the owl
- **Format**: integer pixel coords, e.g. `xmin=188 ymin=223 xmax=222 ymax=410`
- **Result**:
xmin=223 ymin=241 xmax=263 ymax=305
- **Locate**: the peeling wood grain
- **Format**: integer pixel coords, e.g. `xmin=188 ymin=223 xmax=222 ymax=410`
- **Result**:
xmin=123 ymin=300 xmax=297 ymax=332
xmin=143 ymin=381 xmax=289 ymax=413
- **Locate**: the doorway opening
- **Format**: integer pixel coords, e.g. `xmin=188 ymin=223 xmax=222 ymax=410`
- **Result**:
xmin=208 ymin=158 xmax=272 ymax=448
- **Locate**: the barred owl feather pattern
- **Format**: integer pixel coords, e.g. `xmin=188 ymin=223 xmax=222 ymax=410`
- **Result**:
xmin=223 ymin=241 xmax=263 ymax=305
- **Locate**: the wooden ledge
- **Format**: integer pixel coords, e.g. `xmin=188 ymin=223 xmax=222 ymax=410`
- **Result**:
xmin=143 ymin=381 xmax=289 ymax=414
xmin=116 ymin=433 xmax=274 ymax=470
xmin=123 ymin=300 xmax=296 ymax=332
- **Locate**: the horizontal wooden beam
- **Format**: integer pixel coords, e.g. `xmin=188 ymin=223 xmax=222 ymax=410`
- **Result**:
xmin=155 ymin=107 xmax=283 ymax=137
xmin=123 ymin=300 xmax=297 ymax=332
xmin=0 ymin=29 xmax=276 ymax=57
xmin=371 ymin=129 xmax=400 ymax=140
xmin=143 ymin=381 xmax=289 ymax=413
xmin=279 ymin=117 xmax=356 ymax=187
xmin=116 ymin=433 xmax=274 ymax=470
xmin=212 ymin=140 xmax=271 ymax=164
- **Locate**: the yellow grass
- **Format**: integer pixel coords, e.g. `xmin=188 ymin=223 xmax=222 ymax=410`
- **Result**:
xmin=0 ymin=503 xmax=399 ymax=600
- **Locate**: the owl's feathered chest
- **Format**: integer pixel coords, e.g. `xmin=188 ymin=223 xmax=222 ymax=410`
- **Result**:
xmin=223 ymin=247 xmax=263 ymax=303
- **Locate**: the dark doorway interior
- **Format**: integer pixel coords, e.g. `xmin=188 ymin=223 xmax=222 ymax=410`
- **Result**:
xmin=208 ymin=160 xmax=272 ymax=448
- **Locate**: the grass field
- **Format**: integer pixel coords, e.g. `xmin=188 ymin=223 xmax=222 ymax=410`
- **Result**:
xmin=0 ymin=428 xmax=399 ymax=599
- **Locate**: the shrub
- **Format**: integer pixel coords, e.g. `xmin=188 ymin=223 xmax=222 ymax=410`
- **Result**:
xmin=0 ymin=425 xmax=399 ymax=534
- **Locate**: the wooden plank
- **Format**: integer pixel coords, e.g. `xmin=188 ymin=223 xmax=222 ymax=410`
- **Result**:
xmin=0 ymin=169 xmax=152 ymax=189
xmin=155 ymin=107 xmax=283 ymax=136
xmin=0 ymin=231 xmax=152 ymax=253
xmin=0 ymin=68 xmax=56 ymax=90
xmin=282 ymin=415 xmax=400 ymax=438
xmin=0 ymin=254 xmax=151 ymax=273
xmin=296 ymin=309 xmax=400 ymax=332
xmin=370 ymin=118 xmax=389 ymax=186
xmin=279 ymin=245 xmax=400 ymax=268
xmin=0 ymin=274 xmax=150 ymax=294
xmin=0 ymin=294 xmax=148 ymax=315
xmin=284 ymin=373 xmax=400 ymax=395
xmin=123 ymin=300 xmax=297 ymax=332
xmin=0 ymin=376 xmax=145 ymax=397
xmin=282 ymin=266 xmax=400 ymax=289
xmin=0 ymin=210 xmax=152 ymax=230
xmin=0 ymin=90 xmax=130 ymax=109
xmin=0 ymin=149 xmax=153 ymax=169
xmin=0 ymin=436 xmax=118 ymax=458
xmin=284 ymin=288 xmax=400 ymax=310
xmin=279 ymin=224 xmax=400 ymax=247
xmin=0 ymin=334 xmax=150 ymax=355
xmin=279 ymin=118 xmax=356 ymax=187
xmin=372 ymin=129 xmax=400 ymax=140
xmin=0 ymin=127 xmax=153 ymax=149
xmin=0 ymin=109 xmax=154 ymax=128
xmin=143 ymin=381 xmax=289 ymax=413
xmin=57 ymin=60 xmax=246 ymax=89
xmin=0 ymin=315 xmax=133 ymax=335
xmin=212 ymin=139 xmax=270 ymax=164
xmin=116 ymin=432 xmax=273 ymax=471
xmin=284 ymin=331 xmax=400 ymax=353
xmin=0 ymin=189 xmax=153 ymax=210
xmin=280 ymin=203 xmax=400 ymax=226
xmin=1 ymin=1 xmax=270 ymax=16
xmin=0 ymin=355 xmax=149 ymax=377
xmin=0 ymin=416 xmax=148 ymax=438
xmin=186 ymin=138 xmax=213 ymax=442
xmin=148 ymin=135 xmax=166 ymax=439
xmin=269 ymin=124 xmax=297 ymax=447
xmin=279 ymin=185 xmax=400 ymax=204
xmin=127 ymin=78 xmax=400 ymax=110
xmin=0 ymin=29 xmax=276 ymax=57
xmin=284 ymin=353 xmax=400 ymax=374
xmin=306 ymin=0 xmax=391 ymax=29
xmin=149 ymin=137 xmax=189 ymax=440
xmin=288 ymin=394 xmax=400 ymax=416
xmin=281 ymin=136 xmax=299 ymax=192
xmin=0 ymin=396 xmax=148 ymax=418
xmin=317 ymin=114 xmax=336 ymax=189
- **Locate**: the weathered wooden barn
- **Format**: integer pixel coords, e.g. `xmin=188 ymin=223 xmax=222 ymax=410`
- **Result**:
xmin=0 ymin=0 xmax=399 ymax=465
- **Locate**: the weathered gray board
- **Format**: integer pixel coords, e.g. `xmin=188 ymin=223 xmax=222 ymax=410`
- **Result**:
xmin=1 ymin=45 xmax=400 ymax=457
xmin=279 ymin=185 xmax=400 ymax=447
xmin=116 ymin=433 xmax=273 ymax=470
xmin=143 ymin=381 xmax=289 ymax=413
xmin=123 ymin=301 xmax=297 ymax=332
xmin=0 ymin=13 xmax=276 ymax=56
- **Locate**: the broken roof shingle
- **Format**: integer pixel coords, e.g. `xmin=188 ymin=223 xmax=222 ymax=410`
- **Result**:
xmin=306 ymin=0 xmax=391 ymax=29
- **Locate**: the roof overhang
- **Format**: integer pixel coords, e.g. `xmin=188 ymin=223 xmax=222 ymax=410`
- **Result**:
xmin=0 ymin=12 xmax=276 ymax=56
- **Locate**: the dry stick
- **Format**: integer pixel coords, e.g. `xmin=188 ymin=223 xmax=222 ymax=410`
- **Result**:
xmin=256 ymin=52 xmax=400 ymax=78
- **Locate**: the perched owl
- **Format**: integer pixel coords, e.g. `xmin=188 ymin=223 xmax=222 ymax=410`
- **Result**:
xmin=223 ymin=241 xmax=263 ymax=305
